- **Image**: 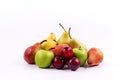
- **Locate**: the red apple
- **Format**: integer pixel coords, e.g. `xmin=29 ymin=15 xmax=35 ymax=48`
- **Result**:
xmin=51 ymin=44 xmax=69 ymax=56
xmin=24 ymin=42 xmax=41 ymax=64
xmin=33 ymin=42 xmax=41 ymax=53
xmin=87 ymin=48 xmax=104 ymax=66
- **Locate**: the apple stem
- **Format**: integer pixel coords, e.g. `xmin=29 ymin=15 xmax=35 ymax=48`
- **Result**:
xmin=69 ymin=27 xmax=72 ymax=39
xmin=59 ymin=23 xmax=66 ymax=32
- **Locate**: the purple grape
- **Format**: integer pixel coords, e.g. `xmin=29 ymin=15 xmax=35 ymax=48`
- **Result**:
xmin=68 ymin=57 xmax=80 ymax=71
xmin=53 ymin=56 xmax=65 ymax=69
xmin=61 ymin=47 xmax=74 ymax=61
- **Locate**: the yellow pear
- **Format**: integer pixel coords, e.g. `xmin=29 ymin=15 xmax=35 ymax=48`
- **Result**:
xmin=58 ymin=23 xmax=71 ymax=45
xmin=41 ymin=40 xmax=56 ymax=50
xmin=46 ymin=32 xmax=56 ymax=41
xmin=41 ymin=33 xmax=57 ymax=50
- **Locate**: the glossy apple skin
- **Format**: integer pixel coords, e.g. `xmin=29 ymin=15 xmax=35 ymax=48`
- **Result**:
xmin=52 ymin=44 xmax=69 ymax=56
xmin=87 ymin=48 xmax=103 ymax=66
xmin=35 ymin=50 xmax=54 ymax=68
xmin=24 ymin=43 xmax=40 ymax=64
xmin=73 ymin=48 xmax=88 ymax=66
xmin=33 ymin=42 xmax=41 ymax=52
xmin=24 ymin=46 xmax=36 ymax=64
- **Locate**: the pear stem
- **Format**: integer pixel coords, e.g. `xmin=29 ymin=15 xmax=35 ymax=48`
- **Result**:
xmin=40 ymin=40 xmax=47 ymax=44
xmin=59 ymin=23 xmax=66 ymax=32
xmin=69 ymin=27 xmax=72 ymax=39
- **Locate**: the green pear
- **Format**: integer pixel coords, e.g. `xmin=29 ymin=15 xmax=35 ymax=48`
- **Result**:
xmin=68 ymin=27 xmax=88 ymax=51
xmin=69 ymin=38 xmax=88 ymax=51
xmin=35 ymin=50 xmax=54 ymax=68
xmin=58 ymin=23 xmax=71 ymax=45
xmin=79 ymin=42 xmax=88 ymax=52
xmin=73 ymin=48 xmax=88 ymax=66
xmin=69 ymin=38 xmax=81 ymax=48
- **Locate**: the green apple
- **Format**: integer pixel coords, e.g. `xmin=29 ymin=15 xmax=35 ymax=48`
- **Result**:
xmin=73 ymin=48 xmax=88 ymax=66
xmin=35 ymin=50 xmax=54 ymax=68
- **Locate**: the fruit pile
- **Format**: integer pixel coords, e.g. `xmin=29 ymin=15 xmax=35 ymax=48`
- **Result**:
xmin=24 ymin=23 xmax=104 ymax=71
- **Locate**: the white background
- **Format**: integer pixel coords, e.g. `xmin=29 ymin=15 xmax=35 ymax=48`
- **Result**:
xmin=0 ymin=0 xmax=120 ymax=80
